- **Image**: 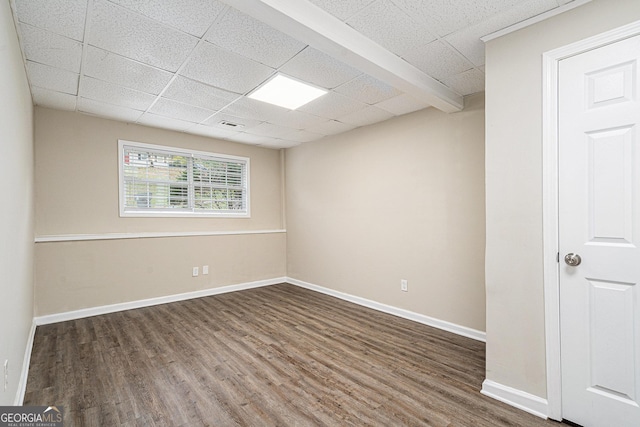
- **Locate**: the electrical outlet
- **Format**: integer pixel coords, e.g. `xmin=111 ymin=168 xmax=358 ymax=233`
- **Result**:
xmin=192 ymin=267 xmax=199 ymax=277
xmin=202 ymin=265 xmax=209 ymax=275
xmin=4 ymin=360 xmax=8 ymax=391
xmin=401 ymin=279 xmax=408 ymax=292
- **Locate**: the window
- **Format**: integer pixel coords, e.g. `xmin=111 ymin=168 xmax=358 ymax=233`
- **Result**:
xmin=118 ymin=140 xmax=250 ymax=217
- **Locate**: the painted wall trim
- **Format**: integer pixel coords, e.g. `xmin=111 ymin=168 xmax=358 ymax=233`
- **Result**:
xmin=481 ymin=380 xmax=548 ymax=420
xmin=34 ymin=277 xmax=286 ymax=325
xmin=541 ymin=19 xmax=640 ymax=422
xmin=34 ymin=229 xmax=286 ymax=243
xmin=481 ymin=0 xmax=592 ymax=43
xmin=15 ymin=320 xmax=37 ymax=405
xmin=286 ymin=277 xmax=486 ymax=342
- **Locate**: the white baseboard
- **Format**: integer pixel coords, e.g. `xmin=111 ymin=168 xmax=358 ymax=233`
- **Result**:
xmin=26 ymin=277 xmax=488 ymax=407
xmin=15 ymin=320 xmax=37 ymax=405
xmin=34 ymin=277 xmax=286 ymax=326
xmin=32 ymin=277 xmax=486 ymax=343
xmin=286 ymin=277 xmax=486 ymax=342
xmin=481 ymin=379 xmax=549 ymax=419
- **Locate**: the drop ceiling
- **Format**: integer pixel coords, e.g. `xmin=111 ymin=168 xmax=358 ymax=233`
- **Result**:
xmin=11 ymin=0 xmax=576 ymax=149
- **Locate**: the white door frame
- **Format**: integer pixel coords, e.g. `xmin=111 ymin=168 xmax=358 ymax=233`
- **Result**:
xmin=542 ymin=19 xmax=640 ymax=422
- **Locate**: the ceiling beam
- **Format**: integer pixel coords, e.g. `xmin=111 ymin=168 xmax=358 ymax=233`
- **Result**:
xmin=227 ymin=0 xmax=464 ymax=113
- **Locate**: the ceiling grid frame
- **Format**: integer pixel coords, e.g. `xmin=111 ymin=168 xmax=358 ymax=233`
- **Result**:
xmin=10 ymin=0 xmax=581 ymax=148
xmin=137 ymin=3 xmax=232 ymax=126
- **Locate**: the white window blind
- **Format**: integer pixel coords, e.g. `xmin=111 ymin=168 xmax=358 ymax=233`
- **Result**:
xmin=118 ymin=140 xmax=249 ymax=217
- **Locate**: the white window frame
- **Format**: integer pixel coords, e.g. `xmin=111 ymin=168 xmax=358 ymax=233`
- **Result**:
xmin=118 ymin=140 xmax=250 ymax=218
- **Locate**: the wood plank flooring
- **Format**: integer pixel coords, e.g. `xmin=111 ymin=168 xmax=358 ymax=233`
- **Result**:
xmin=25 ymin=284 xmax=560 ymax=426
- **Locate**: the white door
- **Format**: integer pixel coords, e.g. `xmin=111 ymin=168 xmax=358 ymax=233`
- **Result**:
xmin=559 ymin=34 xmax=640 ymax=427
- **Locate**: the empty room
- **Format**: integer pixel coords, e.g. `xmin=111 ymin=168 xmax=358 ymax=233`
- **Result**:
xmin=1 ymin=0 xmax=639 ymax=425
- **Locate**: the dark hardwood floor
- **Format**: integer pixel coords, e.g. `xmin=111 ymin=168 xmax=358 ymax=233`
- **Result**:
xmin=25 ymin=283 xmax=560 ymax=426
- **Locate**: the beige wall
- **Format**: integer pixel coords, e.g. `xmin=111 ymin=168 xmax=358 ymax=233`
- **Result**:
xmin=0 ymin=0 xmax=35 ymax=405
xmin=34 ymin=109 xmax=286 ymax=316
xmin=286 ymin=93 xmax=486 ymax=332
xmin=485 ymin=0 xmax=640 ymax=398
xmin=35 ymin=234 xmax=286 ymax=315
xmin=35 ymin=108 xmax=283 ymax=235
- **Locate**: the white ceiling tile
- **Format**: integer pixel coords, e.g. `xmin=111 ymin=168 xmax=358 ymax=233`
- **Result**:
xmin=205 ymin=7 xmax=306 ymax=68
xmin=334 ymin=74 xmax=402 ymax=105
xmin=221 ymin=97 xmax=290 ymax=123
xmin=27 ymin=61 xmax=78 ymax=95
xmin=137 ymin=113 xmax=196 ymax=132
xmin=374 ymin=93 xmax=430 ymax=115
xmin=479 ymin=65 xmax=486 ymax=73
xmin=441 ymin=68 xmax=485 ymax=96
xmin=298 ymin=91 xmax=368 ymax=119
xmin=20 ymin=24 xmax=82 ymax=72
xmin=109 ymin=0 xmax=227 ymax=37
xmin=444 ymin=30 xmax=486 ymax=68
xmin=181 ymin=42 xmax=275 ymax=94
xmin=391 ymin=0 xmax=470 ymax=36
xmin=149 ymin=98 xmax=216 ymax=123
xmin=283 ymin=129 xmax=325 ymax=143
xmin=203 ymin=113 xmax=263 ymax=131
xmin=306 ymin=119 xmax=356 ymax=136
xmin=268 ymin=110 xmax=328 ymax=129
xmin=228 ymin=132 xmax=272 ymax=145
xmin=80 ymin=77 xmax=157 ymax=111
xmin=259 ymin=139 xmax=301 ymax=149
xmin=163 ymin=77 xmax=241 ymax=111
xmin=279 ymin=47 xmax=362 ymax=89
xmin=465 ymin=1 xmax=527 ymax=33
xmin=338 ymin=105 xmax=393 ymax=127
xmin=558 ymin=0 xmax=573 ymax=5
xmin=444 ymin=0 xmax=558 ymax=67
xmin=15 ymin=0 xmax=87 ymax=41
xmin=307 ymin=0 xmax=376 ymax=21
xmin=31 ymin=86 xmax=77 ymax=111
xmin=78 ymin=98 xmax=144 ymax=122
xmin=465 ymin=0 xmax=531 ymax=25
xmin=245 ymin=122 xmax=299 ymax=138
xmin=186 ymin=124 xmax=239 ymax=140
xmin=393 ymin=0 xmax=521 ymax=37
xmin=84 ymin=46 xmax=173 ymax=95
xmin=346 ymin=0 xmax=436 ymax=57
xmin=236 ymin=133 xmax=283 ymax=145
xmin=402 ymin=40 xmax=474 ymax=81
xmin=89 ymin=0 xmax=198 ymax=72
xmin=256 ymin=136 xmax=283 ymax=144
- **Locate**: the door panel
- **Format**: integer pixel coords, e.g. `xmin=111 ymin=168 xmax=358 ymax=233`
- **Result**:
xmin=587 ymin=126 xmax=634 ymax=244
xmin=559 ymin=34 xmax=640 ymax=427
xmin=588 ymin=279 xmax=636 ymax=401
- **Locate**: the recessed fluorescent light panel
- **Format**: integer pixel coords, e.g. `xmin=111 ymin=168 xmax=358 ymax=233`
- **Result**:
xmin=248 ymin=74 xmax=327 ymax=110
